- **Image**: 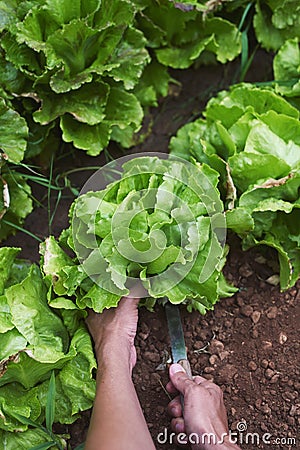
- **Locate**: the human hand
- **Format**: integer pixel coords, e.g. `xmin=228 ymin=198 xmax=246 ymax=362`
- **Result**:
xmin=166 ymin=364 xmax=241 ymax=450
xmin=86 ymin=295 xmax=140 ymax=372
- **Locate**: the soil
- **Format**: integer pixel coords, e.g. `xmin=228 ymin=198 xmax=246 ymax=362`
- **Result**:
xmin=5 ymin=50 xmax=299 ymax=449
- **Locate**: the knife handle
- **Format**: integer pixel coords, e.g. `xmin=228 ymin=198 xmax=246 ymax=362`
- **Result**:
xmin=178 ymin=358 xmax=193 ymax=379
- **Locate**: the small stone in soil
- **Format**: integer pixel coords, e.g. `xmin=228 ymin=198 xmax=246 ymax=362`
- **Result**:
xmin=204 ymin=366 xmax=215 ymax=373
xmin=144 ymin=351 xmax=160 ymax=363
xmin=219 ymin=350 xmax=230 ymax=361
xmin=218 ymin=364 xmax=238 ymax=383
xmin=266 ymin=306 xmax=278 ymax=319
xmin=248 ymin=361 xmax=257 ymax=371
xmin=289 ymin=405 xmax=298 ymax=416
xmin=240 ymin=305 xmax=253 ymax=317
xmin=262 ymin=340 xmax=273 ymax=350
xmin=287 ymin=416 xmax=295 ymax=426
xmin=252 ymin=328 xmax=259 ymax=338
xmin=251 ymin=311 xmax=261 ymax=324
xmin=260 ymin=422 xmax=268 ymax=432
xmin=193 ymin=340 xmax=205 ymax=350
xmin=270 ymin=374 xmax=280 ymax=384
xmin=279 ymin=332 xmax=288 ymax=344
xmin=265 ymin=368 xmax=275 ymax=379
xmin=209 ymin=339 xmax=224 ymax=355
xmin=239 ymin=263 xmax=254 ymax=278
xmin=209 ymin=354 xmax=219 ymax=365
xmin=268 ymin=361 xmax=275 ymax=369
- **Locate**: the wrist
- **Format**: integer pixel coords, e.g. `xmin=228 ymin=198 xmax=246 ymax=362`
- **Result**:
xmin=95 ymin=339 xmax=132 ymax=371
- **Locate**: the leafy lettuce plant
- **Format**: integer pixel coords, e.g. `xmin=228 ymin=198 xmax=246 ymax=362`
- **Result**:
xmin=0 ymin=247 xmax=96 ymax=449
xmin=135 ymin=0 xmax=242 ymax=69
xmin=213 ymin=0 xmax=300 ymax=52
xmin=170 ymin=83 xmax=300 ymax=289
xmin=0 ymin=0 xmax=150 ymax=155
xmin=0 ymin=0 xmax=243 ymax=158
xmin=253 ymin=0 xmax=300 ymax=51
xmin=40 ymin=156 xmax=236 ymax=315
xmin=273 ymin=37 xmax=300 ymax=107
xmin=0 ymin=97 xmax=33 ymax=240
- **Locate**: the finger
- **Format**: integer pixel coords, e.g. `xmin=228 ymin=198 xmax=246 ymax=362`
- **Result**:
xmin=170 ymin=417 xmax=185 ymax=435
xmin=167 ymin=395 xmax=182 ymax=418
xmin=206 ymin=382 xmax=223 ymax=398
xmin=166 ymin=381 xmax=179 ymax=395
xmin=193 ymin=375 xmax=210 ymax=384
xmin=169 ymin=364 xmax=195 ymax=395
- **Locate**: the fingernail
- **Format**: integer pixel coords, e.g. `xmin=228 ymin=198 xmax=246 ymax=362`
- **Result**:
xmin=170 ymin=407 xmax=177 ymax=416
xmin=175 ymin=423 xmax=183 ymax=434
xmin=170 ymin=363 xmax=185 ymax=375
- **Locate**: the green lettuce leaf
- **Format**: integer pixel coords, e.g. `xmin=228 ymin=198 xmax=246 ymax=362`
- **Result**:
xmin=0 ymin=171 xmax=33 ymax=242
xmin=0 ymin=247 xmax=20 ymax=295
xmin=0 ymin=427 xmax=56 ymax=450
xmin=254 ymin=0 xmax=300 ymax=51
xmin=0 ymin=98 xmax=28 ymax=163
xmin=274 ymin=37 xmax=300 ymax=97
xmin=0 ymin=0 xmax=149 ymax=155
xmin=138 ymin=1 xmax=241 ymax=68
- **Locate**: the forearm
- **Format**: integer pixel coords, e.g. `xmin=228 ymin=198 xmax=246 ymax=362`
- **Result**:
xmin=84 ymin=347 xmax=155 ymax=450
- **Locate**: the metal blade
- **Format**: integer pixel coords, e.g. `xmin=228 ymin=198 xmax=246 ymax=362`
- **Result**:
xmin=165 ymin=302 xmax=187 ymax=363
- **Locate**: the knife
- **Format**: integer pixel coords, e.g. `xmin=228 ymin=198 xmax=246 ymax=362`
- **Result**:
xmin=165 ymin=302 xmax=192 ymax=379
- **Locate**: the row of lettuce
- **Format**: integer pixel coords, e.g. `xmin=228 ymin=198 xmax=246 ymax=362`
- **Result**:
xmin=1 ymin=0 xmax=300 ymax=240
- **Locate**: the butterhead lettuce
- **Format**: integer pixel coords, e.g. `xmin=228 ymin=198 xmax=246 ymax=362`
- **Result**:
xmin=41 ymin=156 xmax=236 ymax=315
xmin=170 ymin=83 xmax=300 ymax=289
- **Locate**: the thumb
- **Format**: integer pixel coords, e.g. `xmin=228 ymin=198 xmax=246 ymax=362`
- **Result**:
xmin=169 ymin=363 xmax=194 ymax=395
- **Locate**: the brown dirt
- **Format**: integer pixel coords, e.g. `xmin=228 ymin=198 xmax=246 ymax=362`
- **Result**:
xmin=132 ymin=238 xmax=300 ymax=450
xmin=5 ymin=50 xmax=299 ymax=449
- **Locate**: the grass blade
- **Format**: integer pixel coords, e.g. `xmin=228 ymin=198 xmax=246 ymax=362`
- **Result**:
xmin=238 ymin=2 xmax=253 ymax=31
xmin=1 ymin=219 xmax=43 ymax=242
xmin=7 ymin=411 xmax=43 ymax=429
xmin=240 ymin=30 xmax=249 ymax=77
xmin=47 ymin=154 xmax=54 ymax=234
xmin=46 ymin=372 xmax=56 ymax=431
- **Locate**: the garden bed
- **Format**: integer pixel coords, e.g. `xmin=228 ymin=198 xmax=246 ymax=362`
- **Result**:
xmin=5 ymin=50 xmax=299 ymax=450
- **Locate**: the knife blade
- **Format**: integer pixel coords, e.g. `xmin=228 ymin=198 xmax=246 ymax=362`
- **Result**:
xmin=165 ymin=302 xmax=192 ymax=379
